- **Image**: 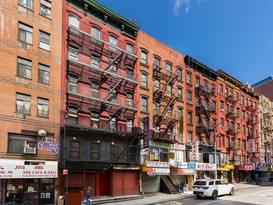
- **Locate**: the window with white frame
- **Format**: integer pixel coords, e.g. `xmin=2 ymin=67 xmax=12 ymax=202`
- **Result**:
xmin=68 ymin=47 xmax=78 ymax=60
xmin=91 ymin=81 xmax=100 ymax=98
xmin=40 ymin=0 xmax=51 ymax=18
xmin=109 ymin=35 xmax=117 ymax=51
xmin=90 ymin=111 xmax=99 ymax=128
xmin=68 ymin=107 xmax=78 ymax=124
xmin=127 ymin=119 xmax=133 ymax=132
xmin=155 ymin=101 xmax=160 ymax=114
xmin=127 ymin=93 xmax=133 ymax=107
xmin=17 ymin=57 xmax=32 ymax=79
xmin=141 ymin=73 xmax=147 ymax=88
xmin=18 ymin=22 xmax=33 ymax=44
xmin=195 ymin=76 xmax=200 ymax=87
xmin=37 ymin=98 xmax=49 ymax=118
xmin=186 ymin=72 xmax=192 ymax=84
xmin=16 ymin=93 xmax=31 ymax=114
xmin=167 ymin=84 xmax=172 ymax=97
xmin=68 ymin=15 xmax=79 ymax=28
xmin=141 ymin=97 xmax=148 ymax=112
xmin=91 ymin=55 xmax=100 ymax=68
xmin=126 ymin=43 xmax=134 ymax=57
xmin=110 ymin=116 xmax=117 ymax=131
xmin=141 ymin=50 xmax=147 ymax=65
xmin=68 ymin=75 xmax=78 ymax=93
xmin=19 ymin=0 xmax=33 ymax=10
xmin=39 ymin=31 xmax=50 ymax=50
xmin=91 ymin=27 xmax=100 ymax=39
xmin=38 ymin=64 xmax=50 ymax=84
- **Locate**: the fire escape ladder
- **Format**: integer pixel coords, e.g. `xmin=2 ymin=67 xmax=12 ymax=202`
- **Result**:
xmin=102 ymin=78 xmax=123 ymax=102
xmin=116 ymin=135 xmax=139 ymax=161
xmin=101 ymin=107 xmax=123 ymax=129
xmin=103 ymin=52 xmax=123 ymax=72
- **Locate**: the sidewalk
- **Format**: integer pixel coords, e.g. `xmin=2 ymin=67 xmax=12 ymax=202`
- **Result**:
xmin=92 ymin=181 xmax=273 ymax=205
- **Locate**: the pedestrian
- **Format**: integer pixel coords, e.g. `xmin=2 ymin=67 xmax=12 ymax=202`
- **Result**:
xmin=81 ymin=186 xmax=92 ymax=205
xmin=179 ymin=181 xmax=185 ymax=193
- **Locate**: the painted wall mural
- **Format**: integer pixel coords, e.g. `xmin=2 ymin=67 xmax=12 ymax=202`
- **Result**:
xmin=38 ymin=137 xmax=60 ymax=155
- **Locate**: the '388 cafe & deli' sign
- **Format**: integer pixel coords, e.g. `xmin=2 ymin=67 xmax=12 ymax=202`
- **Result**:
xmin=0 ymin=160 xmax=58 ymax=178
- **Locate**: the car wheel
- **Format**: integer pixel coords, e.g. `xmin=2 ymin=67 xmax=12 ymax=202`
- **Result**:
xmin=212 ymin=190 xmax=218 ymax=199
xmin=229 ymin=187 xmax=235 ymax=196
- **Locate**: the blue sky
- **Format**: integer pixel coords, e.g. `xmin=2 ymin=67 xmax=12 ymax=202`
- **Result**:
xmin=97 ymin=0 xmax=273 ymax=85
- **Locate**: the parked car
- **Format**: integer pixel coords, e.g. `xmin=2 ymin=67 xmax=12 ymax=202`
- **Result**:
xmin=193 ymin=179 xmax=235 ymax=199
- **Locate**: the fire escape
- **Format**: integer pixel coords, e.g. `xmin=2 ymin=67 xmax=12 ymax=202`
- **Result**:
xmin=66 ymin=26 xmax=139 ymax=156
xmin=261 ymin=110 xmax=273 ymax=165
xmin=152 ymin=63 xmax=179 ymax=142
xmin=195 ymin=85 xmax=216 ymax=145
xmin=225 ymin=95 xmax=241 ymax=164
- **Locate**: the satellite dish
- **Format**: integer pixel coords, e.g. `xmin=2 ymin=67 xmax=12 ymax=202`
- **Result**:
xmin=38 ymin=129 xmax=47 ymax=137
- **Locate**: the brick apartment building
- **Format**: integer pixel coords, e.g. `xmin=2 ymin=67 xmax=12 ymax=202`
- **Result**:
xmin=60 ymin=0 xmax=141 ymax=204
xmin=253 ymin=76 xmax=273 ymax=101
xmin=0 ymin=0 xmax=62 ymax=204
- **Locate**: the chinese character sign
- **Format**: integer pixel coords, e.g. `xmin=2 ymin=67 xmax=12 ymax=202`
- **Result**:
xmin=192 ymin=140 xmax=199 ymax=161
xmin=248 ymin=139 xmax=254 ymax=153
xmin=143 ymin=117 xmax=150 ymax=148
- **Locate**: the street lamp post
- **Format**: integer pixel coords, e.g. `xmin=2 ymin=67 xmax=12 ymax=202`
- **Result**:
xmin=213 ymin=127 xmax=217 ymax=179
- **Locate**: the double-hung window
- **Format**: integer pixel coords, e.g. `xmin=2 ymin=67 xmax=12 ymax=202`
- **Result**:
xmin=91 ymin=81 xmax=100 ymax=98
xmin=142 ymin=97 xmax=148 ymax=112
xmin=17 ymin=57 xmax=32 ymax=79
xmin=109 ymin=35 xmax=117 ymax=51
xmin=110 ymin=116 xmax=117 ymax=131
xmin=141 ymin=73 xmax=147 ymax=88
xmin=68 ymin=15 xmax=79 ymax=29
xmin=127 ymin=93 xmax=133 ymax=107
xmin=40 ymin=0 xmax=51 ymax=18
xmin=90 ymin=112 xmax=99 ymax=128
xmin=38 ymin=64 xmax=50 ymax=84
xmin=141 ymin=51 xmax=147 ymax=65
xmin=16 ymin=93 xmax=31 ymax=114
xmin=91 ymin=55 xmax=100 ymax=68
xmin=39 ymin=31 xmax=50 ymax=51
xmin=127 ymin=119 xmax=133 ymax=132
xmin=68 ymin=75 xmax=78 ymax=93
xmin=18 ymin=23 xmax=33 ymax=44
xmin=68 ymin=47 xmax=78 ymax=60
xmin=19 ymin=0 xmax=33 ymax=10
xmin=37 ymin=98 xmax=49 ymax=118
xmin=91 ymin=27 xmax=101 ymax=45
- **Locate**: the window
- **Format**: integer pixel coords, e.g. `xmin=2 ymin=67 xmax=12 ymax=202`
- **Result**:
xmin=241 ymin=95 xmax=245 ymax=105
xmin=221 ymin=136 xmax=225 ymax=147
xmin=166 ymin=63 xmax=172 ymax=75
xmin=127 ymin=93 xmax=133 ymax=107
xmin=127 ymin=119 xmax=133 ymax=132
xmin=91 ymin=55 xmax=100 ymax=68
xmin=16 ymin=93 xmax=31 ymax=114
xmin=167 ymin=128 xmax=173 ymax=139
xmin=68 ymin=15 xmax=79 ymax=29
xmin=187 ymin=111 xmax=192 ymax=125
xmin=91 ymin=27 xmax=100 ymax=39
xmin=220 ymin=118 xmax=224 ymax=128
xmin=91 ymin=81 xmax=100 ymax=98
xmin=40 ymin=0 xmax=51 ymax=18
xmin=8 ymin=134 xmax=36 ymax=154
xmin=68 ymin=75 xmax=78 ymax=93
xmin=90 ymin=111 xmax=99 ymax=128
xmin=90 ymin=142 xmax=100 ymax=160
xmin=186 ymin=72 xmax=192 ymax=84
xmin=155 ymin=101 xmax=160 ymax=114
xmin=177 ymin=68 xmax=182 ymax=81
xmin=167 ymin=84 xmax=172 ymax=97
xmin=154 ymin=78 xmax=160 ymax=90
xmin=17 ymin=57 xmax=32 ymax=79
xmin=110 ymin=116 xmax=117 ymax=131
xmin=167 ymin=106 xmax=173 ymax=117
xmin=37 ymin=98 xmax=49 ymax=118
xmin=110 ymin=144 xmax=119 ymax=161
xmin=178 ymin=108 xmax=183 ymax=118
xmin=204 ymin=80 xmax=209 ymax=92
xmin=220 ymin=84 xmax=223 ymax=94
xmin=109 ymin=35 xmax=117 ymax=51
xmin=126 ymin=67 xmax=134 ymax=80
xmin=141 ymin=97 xmax=148 ymax=112
xmin=178 ymin=88 xmax=182 ymax=101
xmin=70 ymin=140 xmax=80 ymax=160
xmin=109 ymin=88 xmax=118 ymax=103
xmin=242 ymin=125 xmax=246 ymax=134
xmin=220 ymin=101 xmax=224 ymax=111
xmin=18 ymin=23 xmax=33 ymax=44
xmin=195 ymin=77 xmax=200 ymax=87
xmin=38 ymin=64 xmax=50 ymax=83
xmin=154 ymin=57 xmax=160 ymax=66
xmin=188 ymin=131 xmax=192 ymax=143
xmin=211 ymin=101 xmax=216 ymax=111
xmin=67 ymin=107 xmax=78 ymax=124
xmin=19 ymin=0 xmax=33 ymax=10
xmin=151 ymin=147 xmax=159 ymax=160
xmin=141 ymin=50 xmax=148 ymax=65
xmin=141 ymin=73 xmax=148 ymax=88
xmin=68 ymin=47 xmax=78 ymax=60
xmin=39 ymin=31 xmax=50 ymax=50
xmin=126 ymin=43 xmax=134 ymax=55
xmin=187 ymin=91 xmax=192 ymax=104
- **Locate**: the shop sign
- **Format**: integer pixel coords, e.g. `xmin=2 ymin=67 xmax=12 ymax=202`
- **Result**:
xmin=142 ymin=116 xmax=150 ymax=148
xmin=147 ymin=161 xmax=169 ymax=168
xmin=174 ymin=143 xmax=185 ymax=150
xmin=0 ymin=160 xmax=58 ymax=179
xmin=150 ymin=141 xmax=174 ymax=149
xmin=238 ymin=164 xmax=253 ymax=170
xmin=177 ymin=162 xmax=196 ymax=169
xmin=192 ymin=140 xmax=199 ymax=161
xmin=147 ymin=168 xmax=170 ymax=176
xmin=248 ymin=139 xmax=254 ymax=153
xmin=196 ymin=163 xmax=216 ymax=171
xmin=176 ymin=169 xmax=195 ymax=175
xmin=255 ymin=163 xmax=261 ymax=170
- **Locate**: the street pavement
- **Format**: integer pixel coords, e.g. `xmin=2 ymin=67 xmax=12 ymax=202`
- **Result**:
xmin=92 ymin=181 xmax=273 ymax=205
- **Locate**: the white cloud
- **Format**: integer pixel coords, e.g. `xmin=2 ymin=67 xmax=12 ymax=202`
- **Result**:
xmin=174 ymin=0 xmax=190 ymax=15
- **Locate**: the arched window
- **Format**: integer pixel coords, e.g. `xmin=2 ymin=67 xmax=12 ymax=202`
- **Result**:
xmin=68 ymin=15 xmax=79 ymax=29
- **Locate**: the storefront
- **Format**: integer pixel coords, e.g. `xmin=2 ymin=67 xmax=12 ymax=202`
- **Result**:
xmin=195 ymin=163 xmax=216 ymax=180
xmin=0 ymin=159 xmax=58 ymax=205
xmin=217 ymin=164 xmax=234 ymax=183
xmin=234 ymin=164 xmax=253 ymax=182
xmin=170 ymin=162 xmax=195 ymax=189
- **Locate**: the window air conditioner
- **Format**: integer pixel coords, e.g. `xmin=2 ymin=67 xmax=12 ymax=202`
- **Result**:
xmin=110 ymin=127 xmax=116 ymax=131
xmin=23 ymin=142 xmax=36 ymax=154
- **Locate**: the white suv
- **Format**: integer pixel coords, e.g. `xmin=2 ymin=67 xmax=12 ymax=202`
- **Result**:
xmin=193 ymin=179 xmax=235 ymax=199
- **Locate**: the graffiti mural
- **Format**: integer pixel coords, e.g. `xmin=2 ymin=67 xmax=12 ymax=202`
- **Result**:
xmin=38 ymin=137 xmax=60 ymax=155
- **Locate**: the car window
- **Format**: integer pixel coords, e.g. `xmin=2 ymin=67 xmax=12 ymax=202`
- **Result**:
xmin=194 ymin=181 xmax=206 ymax=186
xmin=209 ymin=181 xmax=214 ymax=185
xmin=220 ymin=181 xmax=226 ymax=185
xmin=215 ymin=180 xmax=222 ymax=185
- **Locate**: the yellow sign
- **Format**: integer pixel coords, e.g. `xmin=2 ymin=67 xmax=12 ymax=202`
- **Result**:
xmin=168 ymin=153 xmax=175 ymax=159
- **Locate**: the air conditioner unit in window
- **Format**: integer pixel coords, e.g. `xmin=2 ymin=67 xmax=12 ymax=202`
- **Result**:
xmin=110 ymin=127 xmax=116 ymax=131
xmin=23 ymin=143 xmax=36 ymax=154
xmin=15 ymin=113 xmax=27 ymax=120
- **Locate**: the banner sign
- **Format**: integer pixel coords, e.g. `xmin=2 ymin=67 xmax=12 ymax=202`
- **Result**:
xmin=177 ymin=162 xmax=196 ymax=169
xmin=143 ymin=117 xmax=150 ymax=148
xmin=192 ymin=140 xmax=199 ymax=161
xmin=147 ymin=161 xmax=169 ymax=168
xmin=196 ymin=163 xmax=216 ymax=171
xmin=147 ymin=168 xmax=170 ymax=176
xmin=0 ymin=160 xmax=58 ymax=179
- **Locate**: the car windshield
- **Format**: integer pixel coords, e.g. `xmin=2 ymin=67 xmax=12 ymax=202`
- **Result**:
xmin=194 ymin=181 xmax=207 ymax=185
